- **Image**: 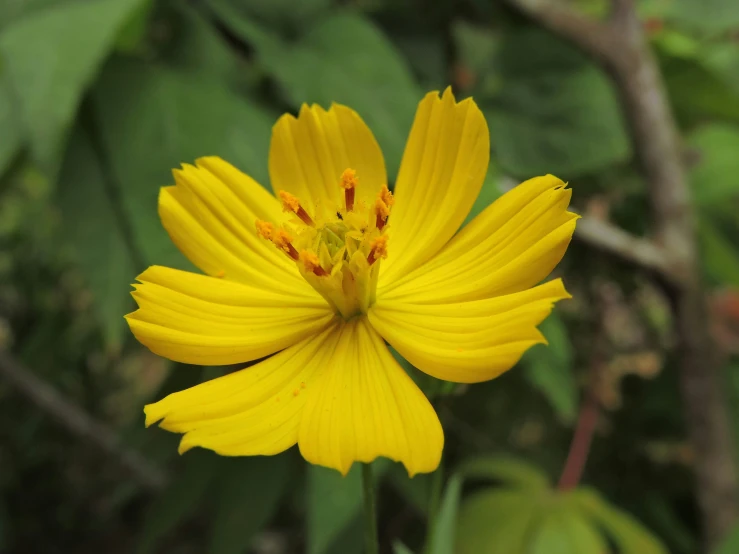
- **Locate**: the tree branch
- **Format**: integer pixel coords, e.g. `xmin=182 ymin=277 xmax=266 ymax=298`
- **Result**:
xmin=502 ymin=0 xmax=739 ymax=546
xmin=0 ymin=351 xmax=167 ymax=492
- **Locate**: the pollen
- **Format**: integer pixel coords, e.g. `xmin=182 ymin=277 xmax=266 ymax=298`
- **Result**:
xmin=255 ymin=220 xmax=274 ymax=240
xmin=279 ymin=190 xmax=314 ymax=226
xmin=273 ymin=229 xmax=299 ymax=260
xmin=300 ymin=250 xmax=328 ymax=276
xmin=379 ymin=184 xmax=394 ymax=207
xmin=367 ymin=235 xmax=389 ymax=265
xmin=375 ymin=198 xmax=390 ymax=230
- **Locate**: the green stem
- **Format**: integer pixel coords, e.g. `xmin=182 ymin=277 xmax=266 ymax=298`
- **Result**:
xmin=424 ymin=460 xmax=444 ymax=554
xmin=361 ymin=463 xmax=379 ymax=554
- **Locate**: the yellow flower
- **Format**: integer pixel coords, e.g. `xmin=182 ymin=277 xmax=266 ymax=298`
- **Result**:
xmin=126 ymin=87 xmax=577 ymax=476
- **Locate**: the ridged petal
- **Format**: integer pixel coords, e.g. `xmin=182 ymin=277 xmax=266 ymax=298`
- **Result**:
xmin=159 ymin=156 xmax=314 ymax=296
xmin=380 ymin=175 xmax=577 ymax=303
xmin=126 ymin=266 xmax=336 ymax=365
xmin=144 ymin=324 xmax=341 ymax=456
xmin=369 ymin=279 xmax=570 ymax=383
xmin=298 ymin=317 xmax=443 ymax=476
xmin=380 ymin=87 xmax=490 ymax=284
xmin=269 ymin=103 xmax=387 ymax=219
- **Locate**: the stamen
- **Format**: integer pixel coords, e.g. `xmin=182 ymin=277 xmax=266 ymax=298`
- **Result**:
xmin=339 ymin=168 xmax=357 ymax=211
xmin=367 ymin=235 xmax=388 ymax=266
xmin=300 ymin=250 xmax=328 ymax=276
xmin=279 ymin=190 xmax=314 ymax=226
xmin=255 ymin=220 xmax=274 ymax=240
xmin=379 ymin=184 xmax=394 ymax=207
xmin=273 ymin=229 xmax=299 ymax=260
xmin=374 ymin=198 xmax=390 ymax=230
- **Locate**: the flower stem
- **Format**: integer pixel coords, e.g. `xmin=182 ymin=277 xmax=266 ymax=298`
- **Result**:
xmin=361 ymin=463 xmax=379 ymax=554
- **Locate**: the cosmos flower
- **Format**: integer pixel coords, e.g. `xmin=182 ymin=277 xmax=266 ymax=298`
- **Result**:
xmin=126 ymin=88 xmax=576 ymax=476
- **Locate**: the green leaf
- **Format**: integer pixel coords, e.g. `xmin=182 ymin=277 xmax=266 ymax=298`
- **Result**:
xmin=671 ymin=0 xmax=739 ymax=34
xmin=0 ymin=71 xmax=21 ymax=177
xmin=456 ymin=455 xmax=550 ymax=490
xmin=208 ymin=454 xmax=293 ymax=554
xmin=489 ymin=27 xmax=630 ymax=178
xmin=714 ymin=522 xmax=739 ymax=554
xmin=138 ymin=450 xmax=220 ymax=554
xmin=521 ymin=313 xmax=578 ymax=424
xmin=56 ymin=125 xmax=135 ymax=351
xmin=91 ymin=58 xmax=273 ymax=269
xmin=698 ymin=217 xmax=739 ymax=288
xmin=212 ymin=10 xmax=422 ymax=176
xmin=307 ymin=460 xmax=389 ymax=554
xmin=0 ymin=0 xmax=146 ymax=173
xmin=529 ymin=505 xmax=608 ymax=554
xmin=206 ymin=0 xmax=331 ymax=31
xmin=428 ymin=474 xmax=463 ymax=554
xmin=393 ymin=541 xmax=415 ymax=554
xmin=573 ymin=487 xmax=669 ymax=554
xmin=455 ymin=489 xmax=541 ymax=554
xmin=688 ymin=124 xmax=739 ymax=205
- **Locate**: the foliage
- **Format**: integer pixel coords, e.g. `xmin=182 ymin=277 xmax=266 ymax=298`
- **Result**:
xmin=1 ymin=0 xmax=739 ymax=552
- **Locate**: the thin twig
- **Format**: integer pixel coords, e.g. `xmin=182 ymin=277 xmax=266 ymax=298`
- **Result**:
xmin=501 ymin=0 xmax=739 ymax=546
xmin=0 ymin=351 xmax=167 ymax=491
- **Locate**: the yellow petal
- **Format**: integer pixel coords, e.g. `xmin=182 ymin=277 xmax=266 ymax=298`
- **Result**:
xmin=126 ymin=266 xmax=336 ymax=365
xmin=298 ymin=317 xmax=443 ymax=476
xmin=380 ymin=175 xmax=577 ymax=303
xmin=380 ymin=87 xmax=490 ymax=284
xmin=369 ymin=279 xmax=570 ymax=383
xmin=269 ymin=103 xmax=387 ymax=219
xmin=145 ymin=324 xmax=341 ymax=457
xmin=159 ymin=156 xmax=313 ymax=296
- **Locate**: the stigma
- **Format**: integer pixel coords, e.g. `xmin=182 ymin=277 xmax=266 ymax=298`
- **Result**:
xmin=256 ymin=168 xmax=393 ymax=318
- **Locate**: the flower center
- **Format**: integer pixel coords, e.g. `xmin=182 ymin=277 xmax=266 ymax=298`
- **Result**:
xmin=256 ymin=168 xmax=393 ymax=319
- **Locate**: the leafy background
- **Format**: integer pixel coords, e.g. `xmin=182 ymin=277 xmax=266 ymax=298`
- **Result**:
xmin=1 ymin=0 xmax=739 ymax=552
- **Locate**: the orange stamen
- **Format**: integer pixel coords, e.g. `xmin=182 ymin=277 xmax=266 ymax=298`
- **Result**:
xmin=255 ymin=220 xmax=274 ymax=240
xmin=374 ymin=198 xmax=390 ymax=230
xmin=279 ymin=190 xmax=314 ymax=226
xmin=300 ymin=250 xmax=328 ymax=276
xmin=367 ymin=235 xmax=388 ymax=266
xmin=379 ymin=184 xmax=394 ymax=207
xmin=340 ymin=168 xmax=357 ymax=211
xmin=273 ymin=229 xmax=299 ymax=260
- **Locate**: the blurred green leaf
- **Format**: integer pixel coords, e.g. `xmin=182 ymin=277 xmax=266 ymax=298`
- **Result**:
xmin=92 ymin=58 xmax=273 ymax=269
xmin=114 ymin=0 xmax=154 ymax=53
xmin=211 ymin=10 xmax=422 ymax=177
xmin=428 ymin=474 xmax=463 ymax=554
xmin=207 ymin=0 xmax=331 ymax=31
xmin=0 ymin=0 xmax=146 ymax=174
xmin=688 ymin=123 xmax=739 ymax=205
xmin=456 ymin=455 xmax=550 ymax=490
xmin=56 ymin=125 xmax=135 ymax=350
xmin=208 ymin=454 xmax=293 ymax=554
xmin=0 ymin=72 xmax=21 ymax=177
xmin=672 ymin=0 xmax=739 ymax=34
xmin=489 ymin=27 xmax=630 ymax=179
xmin=698 ymin=217 xmax=739 ymax=287
xmin=138 ymin=450 xmax=220 ymax=554
xmin=573 ymin=486 xmax=669 ymax=554
xmin=307 ymin=460 xmax=389 ymax=554
xmin=521 ymin=313 xmax=578 ymax=424
xmin=393 ymin=541 xmax=415 ymax=554
xmin=529 ymin=506 xmax=608 ymax=554
xmin=715 ymin=522 xmax=739 ymax=554
xmin=455 ymin=489 xmax=541 ymax=554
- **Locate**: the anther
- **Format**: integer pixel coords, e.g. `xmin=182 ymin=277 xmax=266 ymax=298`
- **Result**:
xmin=279 ymin=190 xmax=314 ymax=226
xmin=367 ymin=235 xmax=388 ymax=266
xmin=300 ymin=250 xmax=328 ymax=276
xmin=255 ymin=220 xmax=274 ymax=240
xmin=340 ymin=168 xmax=357 ymax=211
xmin=374 ymin=198 xmax=390 ymax=230
xmin=379 ymin=184 xmax=394 ymax=207
xmin=273 ymin=229 xmax=299 ymax=260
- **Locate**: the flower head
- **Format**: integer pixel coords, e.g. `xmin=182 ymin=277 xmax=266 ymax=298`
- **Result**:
xmin=126 ymin=87 xmax=577 ymax=476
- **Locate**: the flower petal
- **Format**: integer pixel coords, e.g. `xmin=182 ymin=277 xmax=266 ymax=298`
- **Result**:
xmin=160 ymin=156 xmax=313 ymax=296
xmin=380 ymin=175 xmax=577 ymax=303
xmin=369 ymin=279 xmax=570 ymax=383
xmin=144 ymin=324 xmax=341 ymax=457
xmin=298 ymin=317 xmax=443 ymax=476
xmin=380 ymin=87 xmax=490 ymax=284
xmin=126 ymin=266 xmax=336 ymax=365
xmin=269 ymin=103 xmax=387 ymax=219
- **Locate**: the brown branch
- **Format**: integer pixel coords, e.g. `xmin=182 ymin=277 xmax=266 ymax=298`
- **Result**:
xmin=502 ymin=0 xmax=739 ymax=546
xmin=0 ymin=351 xmax=168 ymax=492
